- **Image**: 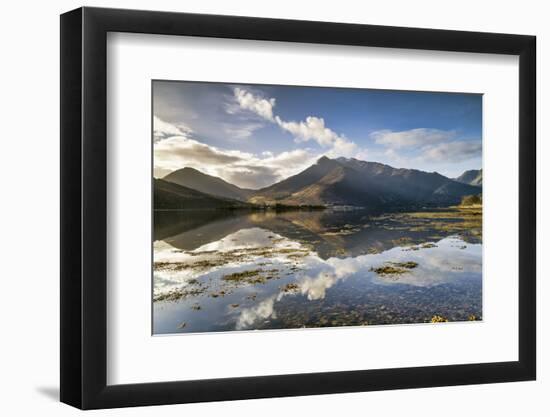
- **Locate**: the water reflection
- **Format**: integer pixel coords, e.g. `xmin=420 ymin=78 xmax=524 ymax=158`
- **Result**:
xmin=153 ymin=208 xmax=482 ymax=334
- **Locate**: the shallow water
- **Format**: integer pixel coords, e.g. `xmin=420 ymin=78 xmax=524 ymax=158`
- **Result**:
xmin=153 ymin=208 xmax=482 ymax=334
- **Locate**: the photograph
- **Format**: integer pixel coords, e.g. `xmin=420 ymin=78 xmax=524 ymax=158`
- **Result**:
xmin=152 ymin=81 xmax=483 ymax=334
xmin=1 ymin=0 xmax=542 ymax=413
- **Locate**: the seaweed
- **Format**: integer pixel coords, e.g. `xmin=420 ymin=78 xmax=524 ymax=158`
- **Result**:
xmin=430 ymin=315 xmax=448 ymax=323
xmin=371 ymin=261 xmax=418 ymax=275
xmin=281 ymin=282 xmax=300 ymax=293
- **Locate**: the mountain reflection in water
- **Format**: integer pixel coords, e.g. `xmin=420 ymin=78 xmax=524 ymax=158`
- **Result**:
xmin=153 ymin=208 xmax=482 ymax=334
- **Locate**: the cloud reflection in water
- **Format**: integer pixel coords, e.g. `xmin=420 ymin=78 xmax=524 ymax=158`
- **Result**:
xmin=154 ymin=226 xmax=481 ymax=332
xmin=231 ymin=230 xmax=481 ymax=329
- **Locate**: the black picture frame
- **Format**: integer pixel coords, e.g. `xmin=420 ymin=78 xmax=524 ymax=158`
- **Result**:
xmin=60 ymin=6 xmax=536 ymax=410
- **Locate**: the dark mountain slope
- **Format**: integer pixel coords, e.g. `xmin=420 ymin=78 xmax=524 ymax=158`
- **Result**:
xmin=280 ymin=164 xmax=393 ymax=207
xmin=154 ymin=178 xmax=252 ymax=210
xmin=163 ymin=167 xmax=253 ymax=201
xmin=249 ymin=156 xmax=340 ymax=203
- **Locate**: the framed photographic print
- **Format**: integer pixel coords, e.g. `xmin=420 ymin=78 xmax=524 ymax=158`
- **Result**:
xmin=60 ymin=7 xmax=536 ymax=409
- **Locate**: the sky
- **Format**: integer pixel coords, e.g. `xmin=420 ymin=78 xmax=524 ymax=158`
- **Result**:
xmin=153 ymin=80 xmax=482 ymax=189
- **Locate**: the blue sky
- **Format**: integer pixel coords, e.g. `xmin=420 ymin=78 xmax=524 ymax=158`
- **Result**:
xmin=153 ymin=81 xmax=482 ymax=189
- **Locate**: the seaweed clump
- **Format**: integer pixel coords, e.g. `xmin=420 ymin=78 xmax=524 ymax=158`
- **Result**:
xmin=371 ymin=261 xmax=418 ymax=276
xmin=281 ymin=282 xmax=300 ymax=294
xmin=430 ymin=315 xmax=448 ymax=323
xmin=222 ymin=269 xmax=266 ymax=284
xmin=154 ymin=286 xmax=206 ymax=302
xmin=392 ymin=261 xmax=418 ymax=269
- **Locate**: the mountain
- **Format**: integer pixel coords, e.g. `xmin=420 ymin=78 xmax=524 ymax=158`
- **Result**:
xmin=250 ymin=156 xmax=480 ymax=208
xmin=455 ymin=169 xmax=482 ymax=186
xmin=154 ymin=178 xmax=252 ymax=210
xmin=163 ymin=167 xmax=253 ymax=201
xmin=250 ymin=156 xmax=348 ymax=204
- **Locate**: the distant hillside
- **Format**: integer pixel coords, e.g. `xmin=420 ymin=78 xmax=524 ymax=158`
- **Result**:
xmin=455 ymin=169 xmax=482 ymax=186
xmin=163 ymin=167 xmax=253 ymax=201
xmin=154 ymin=178 xmax=252 ymax=210
xmin=249 ymin=156 xmax=480 ymax=208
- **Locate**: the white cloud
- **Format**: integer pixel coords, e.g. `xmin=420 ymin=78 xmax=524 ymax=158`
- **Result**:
xmin=233 ymin=87 xmax=276 ymax=121
xmin=325 ymin=137 xmax=359 ymax=158
xmin=371 ymin=128 xmax=455 ymax=149
xmin=232 ymin=87 xmax=358 ymax=158
xmin=275 ymin=116 xmax=357 ymax=157
xmin=153 ymin=116 xmax=192 ymax=142
xmin=422 ymin=141 xmax=482 ymax=162
xmin=275 ymin=116 xmax=339 ymax=147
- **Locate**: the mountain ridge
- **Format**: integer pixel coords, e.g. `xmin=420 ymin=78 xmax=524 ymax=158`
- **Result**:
xmin=251 ymin=156 xmax=480 ymax=207
xmin=163 ymin=167 xmax=253 ymax=201
xmin=157 ymin=157 xmax=482 ymax=209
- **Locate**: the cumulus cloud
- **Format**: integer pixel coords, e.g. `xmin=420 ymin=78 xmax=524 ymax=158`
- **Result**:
xmin=153 ymin=118 xmax=319 ymax=188
xmin=422 ymin=141 xmax=482 ymax=162
xmin=275 ymin=116 xmax=358 ymax=157
xmin=371 ymin=128 xmax=455 ymax=149
xmin=153 ymin=116 xmax=192 ymax=142
xmin=325 ymin=137 xmax=359 ymax=158
xmin=233 ymin=87 xmax=276 ymax=121
xmin=276 ymin=116 xmax=339 ymax=146
xmin=232 ymin=87 xmax=358 ymax=157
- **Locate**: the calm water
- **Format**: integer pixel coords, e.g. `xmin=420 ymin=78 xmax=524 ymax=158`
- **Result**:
xmin=153 ymin=208 xmax=482 ymax=334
